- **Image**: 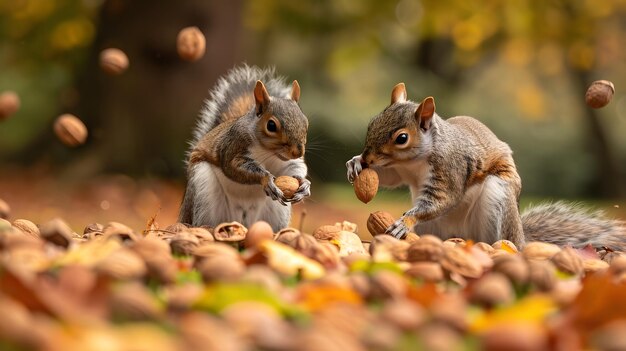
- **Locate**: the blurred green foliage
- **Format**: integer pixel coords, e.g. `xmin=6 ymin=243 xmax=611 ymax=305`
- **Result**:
xmin=1 ymin=0 xmax=626 ymax=198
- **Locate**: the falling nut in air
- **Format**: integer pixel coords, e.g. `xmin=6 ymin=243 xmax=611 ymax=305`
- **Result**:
xmin=354 ymin=168 xmax=379 ymax=204
xmin=585 ymin=80 xmax=614 ymax=109
xmin=177 ymin=26 xmax=206 ymax=62
xmin=0 ymin=91 xmax=20 ymax=121
xmin=54 ymin=114 xmax=88 ymax=147
xmin=275 ymin=176 xmax=299 ymax=199
xmin=99 ymin=48 xmax=129 ymax=75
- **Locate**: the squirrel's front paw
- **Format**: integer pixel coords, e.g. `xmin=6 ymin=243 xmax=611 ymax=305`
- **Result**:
xmin=386 ymin=217 xmax=409 ymax=239
xmin=263 ymin=175 xmax=288 ymax=206
xmin=346 ymin=155 xmax=364 ymax=184
xmin=289 ymin=176 xmax=311 ymax=203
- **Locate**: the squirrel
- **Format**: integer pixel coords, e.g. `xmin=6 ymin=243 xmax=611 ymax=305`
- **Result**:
xmin=347 ymin=82 xmax=626 ymax=250
xmin=179 ymin=65 xmax=311 ymax=231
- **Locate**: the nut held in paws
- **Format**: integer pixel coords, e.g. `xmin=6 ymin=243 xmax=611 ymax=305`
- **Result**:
xmin=354 ymin=168 xmax=379 ymax=203
xmin=275 ymin=176 xmax=299 ymax=199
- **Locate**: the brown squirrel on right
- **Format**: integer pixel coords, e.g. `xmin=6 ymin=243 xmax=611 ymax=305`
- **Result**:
xmin=347 ymin=83 xmax=626 ymax=250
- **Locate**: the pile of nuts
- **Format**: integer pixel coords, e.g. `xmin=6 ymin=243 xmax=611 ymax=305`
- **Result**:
xmin=1 ymin=205 xmax=625 ymax=351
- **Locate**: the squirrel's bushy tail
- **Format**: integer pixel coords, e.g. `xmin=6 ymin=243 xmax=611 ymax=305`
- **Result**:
xmin=521 ymin=202 xmax=626 ymax=251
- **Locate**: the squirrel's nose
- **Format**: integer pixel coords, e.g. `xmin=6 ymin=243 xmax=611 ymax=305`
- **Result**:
xmin=290 ymin=144 xmax=304 ymax=159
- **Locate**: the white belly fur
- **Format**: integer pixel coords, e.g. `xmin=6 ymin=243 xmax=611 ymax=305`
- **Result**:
xmin=190 ymin=162 xmax=291 ymax=230
xmin=415 ymin=176 xmax=508 ymax=243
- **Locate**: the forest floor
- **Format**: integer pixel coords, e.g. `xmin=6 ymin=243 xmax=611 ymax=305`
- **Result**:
xmin=1 ymin=167 xmax=624 ymax=238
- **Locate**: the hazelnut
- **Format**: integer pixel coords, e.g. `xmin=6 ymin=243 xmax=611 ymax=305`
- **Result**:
xmin=407 ymin=235 xmax=443 ymax=262
xmin=469 ymin=273 xmax=514 ymax=307
xmin=213 ymin=221 xmax=247 ymax=242
xmin=0 ymin=91 xmax=20 ymax=121
xmin=585 ymin=80 xmax=614 ymax=108
xmin=244 ymin=221 xmax=274 ymax=248
xmin=366 ymin=211 xmax=395 ymax=236
xmin=177 ymin=26 xmax=206 ymax=61
xmin=53 ymin=114 xmax=88 ymax=147
xmin=275 ymin=176 xmax=299 ymax=199
xmin=441 ymin=246 xmax=483 ymax=278
xmin=551 ymin=246 xmax=584 ymax=275
xmin=0 ymin=198 xmax=9 ymax=219
xmin=354 ymin=168 xmax=379 ymax=203
xmin=99 ymin=48 xmax=129 ymax=75
xmin=522 ymin=241 xmax=561 ymax=260
xmin=12 ymin=219 xmax=39 ymax=238
xmin=39 ymin=218 xmax=73 ymax=248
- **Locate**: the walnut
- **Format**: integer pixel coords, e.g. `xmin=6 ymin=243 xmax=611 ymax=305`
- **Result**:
xmin=354 ymin=168 xmax=379 ymax=204
xmin=12 ymin=219 xmax=39 ymax=238
xmin=177 ymin=26 xmax=206 ymax=62
xmin=366 ymin=211 xmax=395 ymax=236
xmin=585 ymin=80 xmax=614 ymax=108
xmin=213 ymin=221 xmax=247 ymax=242
xmin=522 ymin=241 xmax=561 ymax=260
xmin=275 ymin=176 xmax=299 ymax=199
xmin=551 ymin=247 xmax=584 ymax=275
xmin=469 ymin=273 xmax=514 ymax=307
xmin=440 ymin=246 xmax=483 ymax=278
xmin=39 ymin=218 xmax=73 ymax=248
xmin=406 ymin=235 xmax=444 ymax=262
xmin=53 ymin=114 xmax=88 ymax=147
xmin=99 ymin=48 xmax=129 ymax=75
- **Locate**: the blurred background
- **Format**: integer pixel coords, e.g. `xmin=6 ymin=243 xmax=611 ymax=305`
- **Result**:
xmin=0 ymin=0 xmax=625 ymax=233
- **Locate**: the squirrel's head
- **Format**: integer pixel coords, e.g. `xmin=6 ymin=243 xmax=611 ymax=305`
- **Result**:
xmin=254 ymin=80 xmax=308 ymax=160
xmin=362 ymin=83 xmax=435 ymax=167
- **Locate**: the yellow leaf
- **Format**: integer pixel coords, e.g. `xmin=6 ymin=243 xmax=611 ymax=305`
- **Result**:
xmin=470 ymin=295 xmax=557 ymax=332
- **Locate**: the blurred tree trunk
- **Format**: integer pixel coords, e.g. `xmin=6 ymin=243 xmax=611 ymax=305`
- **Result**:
xmin=69 ymin=0 xmax=243 ymax=177
xmin=572 ymin=68 xmax=623 ymax=198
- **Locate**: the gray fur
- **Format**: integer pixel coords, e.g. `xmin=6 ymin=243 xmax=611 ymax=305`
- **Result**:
xmin=522 ymin=202 xmax=626 ymax=250
xmin=190 ymin=64 xmax=291 ymax=151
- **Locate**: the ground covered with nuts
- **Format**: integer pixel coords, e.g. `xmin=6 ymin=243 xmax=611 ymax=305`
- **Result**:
xmin=2 ymin=211 xmax=626 ymax=351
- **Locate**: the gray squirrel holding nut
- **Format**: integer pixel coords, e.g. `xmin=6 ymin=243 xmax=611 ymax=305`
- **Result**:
xmin=180 ymin=65 xmax=626 ymax=250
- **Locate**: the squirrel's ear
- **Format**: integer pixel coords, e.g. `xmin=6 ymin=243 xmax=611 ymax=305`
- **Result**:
xmin=254 ymin=80 xmax=271 ymax=115
xmin=415 ymin=96 xmax=435 ymax=131
xmin=291 ymin=80 xmax=301 ymax=103
xmin=391 ymin=83 xmax=407 ymax=104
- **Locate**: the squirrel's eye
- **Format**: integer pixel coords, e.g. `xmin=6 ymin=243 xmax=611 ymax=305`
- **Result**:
xmin=395 ymin=133 xmax=409 ymax=145
xmin=267 ymin=120 xmax=277 ymax=132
